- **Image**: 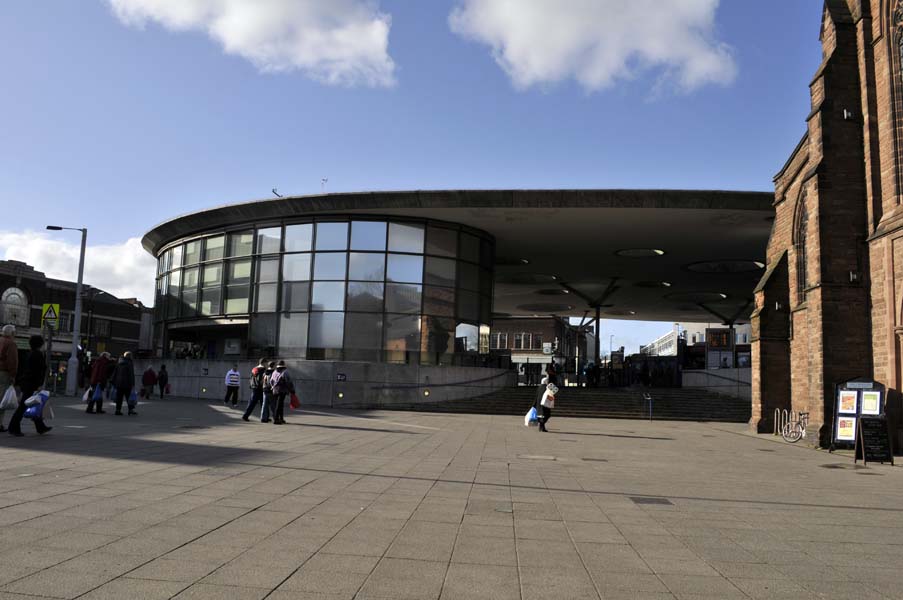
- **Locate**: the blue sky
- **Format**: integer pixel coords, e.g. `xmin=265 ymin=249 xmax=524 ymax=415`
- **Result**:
xmin=0 ymin=0 xmax=823 ymax=349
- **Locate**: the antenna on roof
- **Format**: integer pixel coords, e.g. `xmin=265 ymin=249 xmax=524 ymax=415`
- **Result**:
xmin=272 ymin=188 xmax=283 ymax=198
xmin=321 ymin=177 xmax=328 ymax=192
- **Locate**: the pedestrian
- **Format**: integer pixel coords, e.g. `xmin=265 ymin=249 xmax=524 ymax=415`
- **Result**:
xmin=141 ymin=365 xmax=157 ymax=399
xmin=86 ymin=351 xmax=112 ymax=414
xmin=103 ymin=357 xmax=117 ymax=403
xmin=223 ymin=363 xmax=240 ymax=407
xmin=112 ymin=352 xmax=137 ymax=416
xmin=8 ymin=334 xmax=51 ymax=436
xmin=242 ymin=358 xmax=267 ymax=422
xmin=537 ymin=382 xmax=557 ymax=433
xmin=260 ymin=361 xmax=276 ymax=423
xmin=268 ymin=360 xmax=294 ymax=425
xmin=546 ymin=362 xmax=558 ymax=385
xmin=157 ymin=365 xmax=168 ymax=399
xmin=0 ymin=324 xmax=19 ymax=433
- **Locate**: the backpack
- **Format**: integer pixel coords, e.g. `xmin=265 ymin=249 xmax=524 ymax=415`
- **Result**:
xmin=249 ymin=366 xmax=264 ymax=389
xmin=269 ymin=369 xmax=290 ymax=394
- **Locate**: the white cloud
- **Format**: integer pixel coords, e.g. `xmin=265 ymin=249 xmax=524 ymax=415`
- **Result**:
xmin=449 ymin=0 xmax=736 ymax=93
xmin=107 ymin=0 xmax=396 ymax=87
xmin=0 ymin=232 xmax=156 ymax=305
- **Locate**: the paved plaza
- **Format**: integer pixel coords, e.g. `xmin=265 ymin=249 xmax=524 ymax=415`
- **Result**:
xmin=0 ymin=396 xmax=901 ymax=600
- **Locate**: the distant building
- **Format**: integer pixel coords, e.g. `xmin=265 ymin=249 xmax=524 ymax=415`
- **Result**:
xmin=490 ymin=316 xmax=590 ymax=384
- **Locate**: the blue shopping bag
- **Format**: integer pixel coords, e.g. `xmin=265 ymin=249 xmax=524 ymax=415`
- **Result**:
xmin=92 ymin=385 xmax=103 ymax=401
xmin=128 ymin=390 xmax=138 ymax=409
xmin=524 ymin=406 xmax=538 ymax=426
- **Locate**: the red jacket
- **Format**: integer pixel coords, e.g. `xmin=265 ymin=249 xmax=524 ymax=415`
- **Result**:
xmin=142 ymin=368 xmax=157 ymax=386
xmin=90 ymin=356 xmax=111 ymax=386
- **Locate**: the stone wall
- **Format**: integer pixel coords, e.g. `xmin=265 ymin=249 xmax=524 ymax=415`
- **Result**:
xmin=682 ymin=368 xmax=751 ymax=401
xmin=133 ymin=358 xmax=515 ymax=409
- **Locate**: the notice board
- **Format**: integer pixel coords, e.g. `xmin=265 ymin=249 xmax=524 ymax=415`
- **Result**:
xmin=855 ymin=417 xmax=894 ymax=465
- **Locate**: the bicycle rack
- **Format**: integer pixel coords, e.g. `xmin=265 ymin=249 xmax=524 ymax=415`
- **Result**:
xmin=773 ymin=408 xmax=795 ymax=435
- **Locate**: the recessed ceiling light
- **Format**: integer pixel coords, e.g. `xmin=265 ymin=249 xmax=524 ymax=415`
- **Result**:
xmin=615 ymin=248 xmax=666 ymax=258
xmin=634 ymin=281 xmax=672 ymax=288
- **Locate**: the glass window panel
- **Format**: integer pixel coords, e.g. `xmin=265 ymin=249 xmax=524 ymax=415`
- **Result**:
xmin=480 ymin=324 xmax=490 ymax=354
xmin=314 ymin=252 xmax=347 ymax=280
xmin=480 ymin=239 xmax=493 ymax=268
xmin=257 ymin=283 xmax=278 ymax=312
xmin=311 ymin=282 xmax=345 ymax=311
xmin=421 ymin=316 xmax=455 ymax=360
xmin=228 ymin=259 xmax=252 ymax=284
xmin=204 ymin=236 xmax=225 ymax=261
xmin=167 ymin=269 xmax=181 ymax=296
xmin=184 ymin=240 xmax=201 ymax=265
xmin=385 ymin=314 xmax=421 ymax=354
xmin=480 ymin=268 xmax=493 ymax=296
xmin=344 ymin=313 xmax=383 ymax=362
xmin=385 ymin=283 xmax=422 ymax=314
xmin=455 ymin=323 xmax=479 ymax=353
xmin=460 ymin=233 xmax=479 ymax=263
xmin=157 ymin=254 xmax=165 ymax=276
xmin=181 ymin=290 xmax=198 ymax=316
xmin=256 ymin=258 xmax=279 ymax=283
xmin=279 ymin=313 xmax=308 ymax=358
xmin=348 ymin=253 xmax=385 ymax=281
xmin=256 ymin=227 xmax=281 ymax=254
xmin=458 ymin=262 xmax=479 ymax=291
xmin=283 ymin=253 xmax=311 ymax=281
xmin=249 ymin=314 xmax=277 ymax=356
xmin=480 ymin=296 xmax=491 ymax=324
xmin=199 ymin=287 xmax=222 ymax=316
xmin=183 ymin=267 xmax=199 ymax=289
xmin=202 ymin=264 xmax=222 ymax=287
xmin=227 ymin=231 xmax=254 ymax=257
xmin=347 ymin=281 xmax=384 ymax=312
xmin=308 ymin=312 xmax=344 ymax=359
xmin=387 ymin=254 xmax=423 ymax=283
xmin=351 ymin=221 xmax=387 ymax=251
xmin=425 ymin=257 xmax=456 ymax=287
xmin=457 ymin=290 xmax=480 ymax=321
xmin=388 ymin=223 xmax=424 ymax=253
xmin=281 ymin=282 xmax=310 ymax=312
xmin=426 ymin=226 xmax=456 ymax=257
xmin=225 ymin=285 xmax=250 ymax=314
xmin=284 ymin=223 xmax=313 ymax=252
xmin=315 ymin=222 xmax=348 ymax=251
xmin=424 ymin=286 xmax=455 ymax=317
xmin=171 ymin=245 xmax=183 ymax=269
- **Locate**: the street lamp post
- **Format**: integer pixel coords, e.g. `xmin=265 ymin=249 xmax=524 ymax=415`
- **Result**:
xmin=609 ymin=334 xmax=614 ymax=357
xmin=47 ymin=225 xmax=87 ymax=397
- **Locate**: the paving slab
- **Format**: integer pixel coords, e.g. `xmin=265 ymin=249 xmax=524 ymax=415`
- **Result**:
xmin=0 ymin=396 xmax=901 ymax=599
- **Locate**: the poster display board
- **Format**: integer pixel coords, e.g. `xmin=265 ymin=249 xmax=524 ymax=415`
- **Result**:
xmin=855 ymin=417 xmax=894 ymax=465
xmin=830 ymin=379 xmax=886 ymax=450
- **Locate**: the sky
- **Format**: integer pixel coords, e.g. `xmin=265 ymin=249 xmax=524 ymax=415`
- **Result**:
xmin=0 ymin=0 xmax=824 ymax=352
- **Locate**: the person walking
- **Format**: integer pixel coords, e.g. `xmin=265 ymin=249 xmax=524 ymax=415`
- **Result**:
xmin=112 ymin=352 xmax=136 ymax=416
xmin=242 ymin=358 xmax=267 ymax=422
xmin=260 ymin=361 xmax=276 ymax=423
xmin=157 ymin=365 xmax=168 ymax=399
xmin=223 ymin=364 xmax=241 ymax=408
xmin=537 ymin=382 xmax=557 ymax=433
xmin=86 ymin=351 xmax=112 ymax=414
xmin=546 ymin=362 xmax=558 ymax=385
xmin=141 ymin=365 xmax=157 ymax=400
xmin=8 ymin=334 xmax=51 ymax=436
xmin=268 ymin=360 xmax=293 ymax=425
xmin=0 ymin=325 xmax=19 ymax=433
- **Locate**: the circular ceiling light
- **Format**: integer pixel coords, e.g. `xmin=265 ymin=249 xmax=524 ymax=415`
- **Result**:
xmin=495 ymin=257 xmax=531 ymax=266
xmin=664 ymin=292 xmax=728 ymax=303
xmin=685 ymin=260 xmax=765 ymax=274
xmin=517 ymin=303 xmax=574 ymax=313
xmin=535 ymin=289 xmax=570 ymax=296
xmin=615 ymin=248 xmax=666 ymax=258
xmin=497 ymin=273 xmax=559 ymax=284
xmin=634 ymin=281 xmax=672 ymax=288
xmin=605 ymin=309 xmax=637 ymax=316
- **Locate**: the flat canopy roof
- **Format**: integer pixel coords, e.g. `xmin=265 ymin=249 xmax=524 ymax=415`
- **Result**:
xmin=143 ymin=189 xmax=774 ymax=323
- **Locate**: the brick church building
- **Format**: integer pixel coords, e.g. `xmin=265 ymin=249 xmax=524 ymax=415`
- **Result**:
xmin=752 ymin=0 xmax=903 ymax=448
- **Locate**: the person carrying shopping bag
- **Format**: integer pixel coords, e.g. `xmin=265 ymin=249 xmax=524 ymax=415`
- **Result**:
xmin=538 ymin=383 xmax=558 ymax=433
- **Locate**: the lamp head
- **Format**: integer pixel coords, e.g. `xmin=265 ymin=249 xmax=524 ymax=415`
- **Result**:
xmin=46 ymin=225 xmax=63 ymax=231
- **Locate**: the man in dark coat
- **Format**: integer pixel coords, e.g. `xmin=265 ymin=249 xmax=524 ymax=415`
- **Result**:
xmin=87 ymin=351 xmax=111 ymax=414
xmin=112 ymin=352 xmax=136 ymax=416
xmin=157 ymin=365 xmax=168 ymax=399
xmin=8 ymin=335 xmax=51 ymax=436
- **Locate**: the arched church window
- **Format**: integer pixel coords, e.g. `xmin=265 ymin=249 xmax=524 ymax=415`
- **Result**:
xmin=1 ymin=287 xmax=30 ymax=326
xmin=796 ymin=200 xmax=809 ymax=300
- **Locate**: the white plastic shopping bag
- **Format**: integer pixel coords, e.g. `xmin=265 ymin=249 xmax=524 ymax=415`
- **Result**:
xmin=0 ymin=386 xmax=18 ymax=410
xmin=82 ymin=388 xmax=91 ymax=403
xmin=524 ymin=406 xmax=538 ymax=427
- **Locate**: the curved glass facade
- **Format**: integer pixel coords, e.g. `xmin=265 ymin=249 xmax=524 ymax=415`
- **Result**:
xmin=154 ymin=218 xmax=494 ymax=364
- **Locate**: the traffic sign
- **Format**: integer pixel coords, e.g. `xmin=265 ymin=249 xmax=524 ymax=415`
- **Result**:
xmin=42 ymin=303 xmax=60 ymax=330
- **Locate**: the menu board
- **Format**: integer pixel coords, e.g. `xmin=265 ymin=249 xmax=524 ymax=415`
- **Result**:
xmin=838 ymin=390 xmax=858 ymax=414
xmin=855 ymin=417 xmax=894 ymax=465
xmin=861 ymin=391 xmax=882 ymax=416
xmin=836 ymin=416 xmax=857 ymax=441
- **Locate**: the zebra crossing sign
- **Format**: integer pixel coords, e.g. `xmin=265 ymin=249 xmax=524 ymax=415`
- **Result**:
xmin=41 ymin=303 xmax=60 ymax=330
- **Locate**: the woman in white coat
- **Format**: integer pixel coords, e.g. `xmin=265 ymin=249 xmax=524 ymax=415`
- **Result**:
xmin=538 ymin=383 xmax=557 ymax=432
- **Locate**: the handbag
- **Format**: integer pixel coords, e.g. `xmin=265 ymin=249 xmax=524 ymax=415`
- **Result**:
xmin=0 ymin=386 xmax=18 ymax=411
xmin=524 ymin=406 xmax=538 ymax=426
xmin=289 ymin=393 xmax=301 ymax=410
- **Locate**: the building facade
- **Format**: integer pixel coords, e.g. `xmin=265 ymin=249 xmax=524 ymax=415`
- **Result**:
xmin=490 ymin=316 xmax=590 ymax=383
xmin=751 ymin=0 xmax=903 ymax=447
